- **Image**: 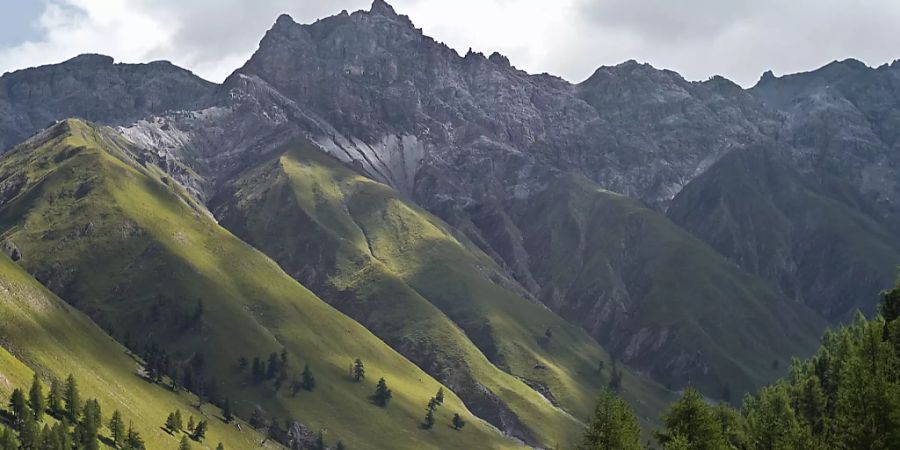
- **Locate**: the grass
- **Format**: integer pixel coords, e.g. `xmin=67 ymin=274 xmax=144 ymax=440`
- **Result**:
xmin=0 ymin=120 xmax=520 ymax=450
xmin=668 ymin=145 xmax=900 ymax=321
xmin=214 ymin=141 xmax=675 ymax=446
xmin=0 ymin=254 xmax=270 ymax=449
xmin=508 ymin=173 xmax=827 ymax=399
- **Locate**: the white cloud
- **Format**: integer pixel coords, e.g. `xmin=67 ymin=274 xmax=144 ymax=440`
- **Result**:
xmin=1 ymin=0 xmax=899 ymax=86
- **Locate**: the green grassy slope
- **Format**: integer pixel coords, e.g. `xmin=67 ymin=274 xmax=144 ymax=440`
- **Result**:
xmin=211 ymin=142 xmax=675 ymax=446
xmin=0 ymin=254 xmax=270 ymax=449
xmin=0 ymin=120 xmax=519 ymax=450
xmin=498 ymin=173 xmax=827 ymax=400
xmin=668 ymin=145 xmax=900 ymax=321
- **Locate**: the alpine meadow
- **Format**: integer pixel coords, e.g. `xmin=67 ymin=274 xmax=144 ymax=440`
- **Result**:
xmin=0 ymin=1 xmax=899 ymax=449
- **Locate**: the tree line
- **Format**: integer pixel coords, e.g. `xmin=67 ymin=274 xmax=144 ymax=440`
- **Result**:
xmin=579 ymin=281 xmax=900 ymax=449
xmin=0 ymin=374 xmax=145 ymax=450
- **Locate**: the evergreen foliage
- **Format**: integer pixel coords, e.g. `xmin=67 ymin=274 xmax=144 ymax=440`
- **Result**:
xmin=578 ymin=390 xmax=642 ymax=450
xmin=372 ymin=378 xmax=392 ymax=407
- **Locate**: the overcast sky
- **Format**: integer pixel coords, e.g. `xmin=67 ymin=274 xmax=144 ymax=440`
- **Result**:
xmin=1 ymin=0 xmax=899 ymax=87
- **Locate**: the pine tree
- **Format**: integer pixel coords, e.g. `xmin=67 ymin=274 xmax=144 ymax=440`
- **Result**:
xmin=52 ymin=421 xmax=73 ymax=450
xmin=8 ymin=388 xmax=29 ymax=429
xmin=29 ymin=374 xmax=46 ymax=423
xmin=223 ymin=398 xmax=233 ymax=423
xmin=64 ymin=374 xmax=81 ymax=420
xmin=216 ymin=443 xmax=225 ymax=450
xmin=47 ymin=378 xmax=63 ymax=416
xmin=124 ymin=423 xmax=145 ymax=450
xmin=423 ymin=408 xmax=435 ymax=429
xmin=187 ymin=415 xmax=195 ymax=433
xmin=192 ymin=420 xmax=208 ymax=442
xmin=452 ymin=413 xmax=466 ymax=431
xmin=109 ymin=410 xmax=126 ymax=448
xmin=578 ymin=390 xmax=642 ymax=450
xmin=435 ymin=387 xmax=444 ymax=405
xmin=353 ymin=358 xmax=365 ymax=382
xmin=77 ymin=399 xmax=102 ymax=450
xmin=301 ymin=364 xmax=316 ymax=391
xmin=18 ymin=414 xmax=39 ymax=450
xmin=252 ymin=357 xmax=265 ymax=383
xmin=372 ymin=378 xmax=392 ymax=407
xmin=0 ymin=427 xmax=20 ymax=450
xmin=267 ymin=352 xmax=280 ymax=379
xmin=179 ymin=435 xmax=192 ymax=450
xmin=654 ymin=388 xmax=727 ymax=450
xmin=335 ymin=442 xmax=345 ymax=450
xmin=165 ymin=412 xmax=181 ymax=433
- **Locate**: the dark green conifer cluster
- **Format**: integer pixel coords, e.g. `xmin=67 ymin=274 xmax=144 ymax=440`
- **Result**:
xmin=0 ymin=374 xmax=145 ymax=450
xmin=580 ymin=282 xmax=900 ymax=450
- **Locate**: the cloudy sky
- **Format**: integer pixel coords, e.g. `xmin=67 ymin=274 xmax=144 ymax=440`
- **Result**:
xmin=1 ymin=0 xmax=899 ymax=87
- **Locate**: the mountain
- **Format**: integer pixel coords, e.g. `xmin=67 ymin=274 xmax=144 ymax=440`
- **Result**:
xmin=0 ymin=119 xmax=520 ymax=449
xmin=0 ymin=253 xmax=270 ymax=449
xmin=490 ymin=173 xmax=824 ymax=397
xmin=210 ymin=139 xmax=674 ymax=444
xmin=0 ymin=1 xmax=898 ymax=448
xmin=0 ymin=54 xmax=214 ymax=152
xmin=670 ymin=60 xmax=900 ymax=321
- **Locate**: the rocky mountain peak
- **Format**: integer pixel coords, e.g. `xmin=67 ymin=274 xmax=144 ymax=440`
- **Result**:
xmin=370 ymin=0 xmax=399 ymax=16
xmin=64 ymin=53 xmax=115 ymax=67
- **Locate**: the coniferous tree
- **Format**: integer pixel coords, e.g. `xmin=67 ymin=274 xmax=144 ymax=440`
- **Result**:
xmin=63 ymin=374 xmax=81 ymax=420
xmin=353 ymin=359 xmax=365 ymax=382
xmin=578 ymin=390 xmax=642 ymax=450
xmin=192 ymin=420 xmax=208 ymax=442
xmin=280 ymin=348 xmax=289 ymax=368
xmin=8 ymin=388 xmax=29 ymax=429
xmin=0 ymin=427 xmax=20 ymax=450
xmin=187 ymin=416 xmax=195 ymax=433
xmin=452 ymin=413 xmax=466 ymax=431
xmin=165 ymin=411 xmax=181 ymax=433
xmin=222 ymin=398 xmax=233 ymax=423
xmin=18 ymin=414 xmax=39 ymax=450
xmin=252 ymin=357 xmax=265 ymax=383
xmin=372 ymin=378 xmax=392 ymax=407
xmin=179 ymin=435 xmax=192 ymax=450
xmin=39 ymin=424 xmax=55 ymax=449
xmin=301 ymin=365 xmax=316 ymax=391
xmin=423 ymin=407 xmax=435 ymax=430
xmin=29 ymin=374 xmax=46 ymax=423
xmin=654 ymin=388 xmax=727 ymax=450
xmin=124 ymin=423 xmax=146 ymax=450
xmin=109 ymin=410 xmax=126 ymax=448
xmin=52 ymin=421 xmax=73 ymax=450
xmin=216 ymin=443 xmax=225 ymax=450
xmin=335 ymin=441 xmax=345 ymax=450
xmin=47 ymin=378 xmax=63 ymax=416
xmin=435 ymin=387 xmax=444 ymax=405
xmin=77 ymin=398 xmax=102 ymax=450
xmin=267 ymin=352 xmax=280 ymax=379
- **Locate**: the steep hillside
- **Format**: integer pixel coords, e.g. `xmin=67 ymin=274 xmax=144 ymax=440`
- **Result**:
xmin=211 ymin=141 xmax=674 ymax=446
xmin=0 ymin=254 xmax=270 ymax=449
xmin=472 ymin=174 xmax=826 ymax=398
xmin=669 ymin=145 xmax=900 ymax=320
xmin=0 ymin=119 xmax=519 ymax=450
